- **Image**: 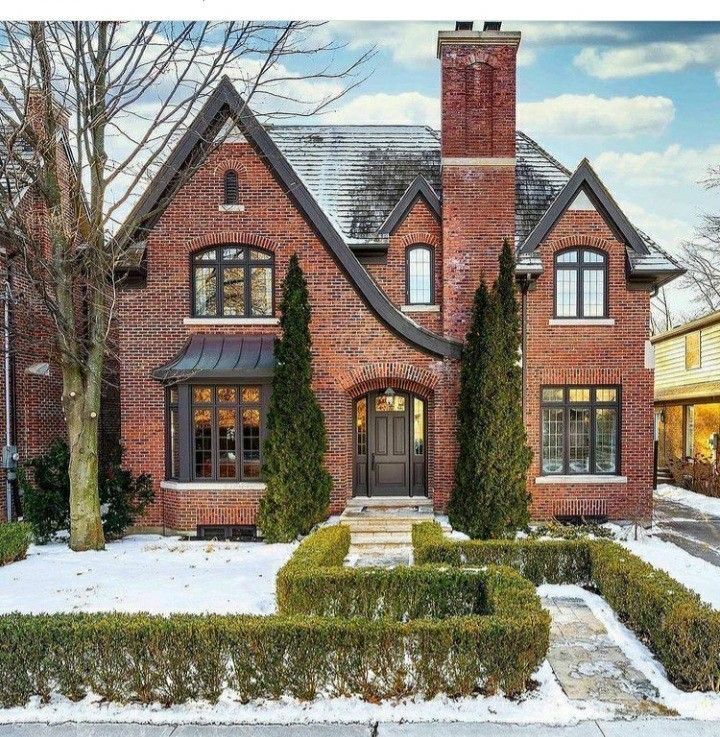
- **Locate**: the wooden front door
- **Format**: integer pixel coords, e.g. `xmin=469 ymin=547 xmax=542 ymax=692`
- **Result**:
xmin=368 ymin=390 xmax=410 ymax=496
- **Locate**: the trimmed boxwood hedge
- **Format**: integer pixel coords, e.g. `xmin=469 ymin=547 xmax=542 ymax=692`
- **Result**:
xmin=0 ymin=524 xmax=550 ymax=706
xmin=413 ymin=520 xmax=720 ymax=692
xmin=0 ymin=522 xmax=31 ymax=567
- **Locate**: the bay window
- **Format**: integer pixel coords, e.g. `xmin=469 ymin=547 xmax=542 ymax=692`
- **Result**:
xmin=166 ymin=383 xmax=268 ymax=482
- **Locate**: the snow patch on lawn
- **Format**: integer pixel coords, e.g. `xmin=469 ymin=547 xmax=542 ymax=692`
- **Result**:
xmin=0 ymin=534 xmax=296 ymax=615
xmin=539 ymin=584 xmax=720 ymax=720
xmin=609 ymin=524 xmax=720 ymax=610
xmin=655 ymin=483 xmax=720 ymax=517
xmin=0 ymin=661 xmax=618 ymax=726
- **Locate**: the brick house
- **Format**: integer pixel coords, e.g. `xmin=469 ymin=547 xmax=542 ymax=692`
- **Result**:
xmin=116 ymin=23 xmax=684 ymax=537
xmin=0 ymin=97 xmax=70 ymax=522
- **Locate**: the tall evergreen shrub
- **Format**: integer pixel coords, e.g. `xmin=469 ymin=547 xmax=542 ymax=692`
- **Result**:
xmin=448 ymin=240 xmax=531 ymax=538
xmin=258 ymin=254 xmax=332 ymax=542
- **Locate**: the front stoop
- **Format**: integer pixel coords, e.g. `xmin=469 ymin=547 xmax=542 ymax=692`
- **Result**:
xmin=341 ymin=497 xmax=451 ymax=567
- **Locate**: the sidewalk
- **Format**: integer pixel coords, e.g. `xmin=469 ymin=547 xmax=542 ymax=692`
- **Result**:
xmin=2 ymin=720 xmax=719 ymax=736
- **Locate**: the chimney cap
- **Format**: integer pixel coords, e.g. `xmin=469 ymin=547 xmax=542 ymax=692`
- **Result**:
xmin=455 ymin=21 xmax=474 ymax=31
xmin=483 ymin=21 xmax=502 ymax=31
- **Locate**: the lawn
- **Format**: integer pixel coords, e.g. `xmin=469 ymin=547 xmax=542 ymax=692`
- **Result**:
xmin=0 ymin=534 xmax=295 ymax=615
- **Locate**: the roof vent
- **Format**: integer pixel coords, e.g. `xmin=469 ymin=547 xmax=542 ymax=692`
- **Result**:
xmin=483 ymin=21 xmax=502 ymax=31
xmin=455 ymin=21 xmax=474 ymax=31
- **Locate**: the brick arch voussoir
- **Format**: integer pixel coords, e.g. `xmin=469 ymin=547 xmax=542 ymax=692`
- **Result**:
xmin=186 ymin=232 xmax=279 ymax=256
xmin=338 ymin=363 xmax=439 ymax=400
xmin=212 ymin=158 xmax=248 ymax=176
xmin=548 ymin=234 xmax=614 ymax=252
xmin=400 ymin=231 xmax=441 ymax=249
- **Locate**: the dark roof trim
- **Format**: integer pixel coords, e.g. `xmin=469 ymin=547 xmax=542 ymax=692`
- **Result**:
xmin=377 ymin=174 xmax=441 ymax=236
xmin=118 ymin=77 xmax=460 ymax=360
xmin=152 ymin=334 xmax=276 ymax=382
xmin=519 ymin=159 xmax=650 ymax=257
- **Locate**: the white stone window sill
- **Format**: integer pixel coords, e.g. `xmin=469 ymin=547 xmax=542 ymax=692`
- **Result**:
xmin=549 ymin=318 xmax=615 ymax=326
xmin=535 ymin=475 xmax=627 ymax=485
xmin=400 ymin=304 xmax=441 ymax=313
xmin=161 ymin=480 xmax=267 ymax=492
xmin=218 ymin=204 xmax=245 ymax=213
xmin=183 ymin=317 xmax=279 ymax=326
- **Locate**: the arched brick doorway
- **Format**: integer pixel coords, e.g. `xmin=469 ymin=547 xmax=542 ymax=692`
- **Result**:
xmin=353 ymin=389 xmax=427 ymax=497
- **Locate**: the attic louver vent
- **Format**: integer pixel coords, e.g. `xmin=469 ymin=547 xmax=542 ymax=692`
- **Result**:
xmin=223 ymin=170 xmax=239 ymax=205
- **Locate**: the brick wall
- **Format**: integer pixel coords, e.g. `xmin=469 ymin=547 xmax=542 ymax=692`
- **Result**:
xmin=118 ymin=141 xmax=459 ymax=534
xmin=523 ymin=208 xmax=654 ymax=522
xmin=364 ymin=197 xmax=442 ymax=333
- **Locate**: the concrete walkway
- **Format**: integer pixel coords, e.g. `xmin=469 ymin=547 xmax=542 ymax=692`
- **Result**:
xmin=2 ymin=719 xmax=719 ymax=736
xmin=543 ymin=597 xmax=666 ymax=716
xmin=653 ymin=497 xmax=720 ymax=566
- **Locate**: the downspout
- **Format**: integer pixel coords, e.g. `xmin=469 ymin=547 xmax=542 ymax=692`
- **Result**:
xmin=520 ymin=275 xmax=530 ymax=420
xmin=2 ymin=278 xmax=13 ymax=521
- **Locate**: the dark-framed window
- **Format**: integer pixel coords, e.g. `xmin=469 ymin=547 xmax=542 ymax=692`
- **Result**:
xmin=165 ymin=383 xmax=268 ymax=482
xmin=192 ymin=245 xmax=273 ymax=318
xmin=406 ymin=245 xmax=433 ymax=305
xmin=223 ymin=170 xmax=239 ymax=205
xmin=554 ymin=248 xmax=608 ymax=318
xmin=541 ymin=385 xmax=620 ymax=475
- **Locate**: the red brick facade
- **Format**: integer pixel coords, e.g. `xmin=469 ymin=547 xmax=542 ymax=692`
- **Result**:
xmin=112 ymin=27 xmax=657 ymax=534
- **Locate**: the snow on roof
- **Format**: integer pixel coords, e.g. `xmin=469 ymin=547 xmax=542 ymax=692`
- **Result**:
xmin=269 ymin=125 xmax=573 ymax=247
xmin=0 ymin=122 xmax=37 ymax=215
xmin=270 ymin=125 xmax=680 ymax=284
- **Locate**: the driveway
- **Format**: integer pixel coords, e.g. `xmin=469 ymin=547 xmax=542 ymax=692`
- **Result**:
xmin=653 ymin=496 xmax=720 ymax=567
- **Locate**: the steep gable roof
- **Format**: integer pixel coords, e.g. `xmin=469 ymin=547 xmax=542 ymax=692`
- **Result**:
xmin=117 ymin=77 xmax=460 ymax=359
xmin=519 ymin=158 xmax=650 ymax=256
xmin=377 ymin=174 xmax=441 ymax=236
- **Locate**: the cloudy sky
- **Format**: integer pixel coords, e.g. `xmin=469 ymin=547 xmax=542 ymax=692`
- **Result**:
xmin=310 ymin=21 xmax=720 ymax=319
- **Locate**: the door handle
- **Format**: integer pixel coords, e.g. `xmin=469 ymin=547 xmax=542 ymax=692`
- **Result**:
xmin=371 ymin=453 xmax=376 ymax=470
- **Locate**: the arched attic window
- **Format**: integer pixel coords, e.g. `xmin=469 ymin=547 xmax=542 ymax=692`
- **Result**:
xmin=554 ymin=248 xmax=608 ymax=319
xmin=406 ymin=245 xmax=433 ymax=305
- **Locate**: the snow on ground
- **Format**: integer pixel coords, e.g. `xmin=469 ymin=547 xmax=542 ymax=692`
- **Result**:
xmin=539 ymin=584 xmax=720 ymax=721
xmin=655 ymin=483 xmax=720 ymax=517
xmin=0 ymin=534 xmax=295 ymax=615
xmin=610 ymin=523 xmax=720 ymax=610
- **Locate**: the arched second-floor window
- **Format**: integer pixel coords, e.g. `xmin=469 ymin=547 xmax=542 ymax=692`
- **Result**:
xmin=406 ymin=245 xmax=433 ymax=305
xmin=554 ymin=248 xmax=607 ymax=318
xmin=223 ymin=170 xmax=239 ymax=205
xmin=192 ymin=245 xmax=273 ymax=318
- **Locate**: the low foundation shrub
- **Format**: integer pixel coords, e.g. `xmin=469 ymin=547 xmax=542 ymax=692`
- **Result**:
xmin=0 ymin=524 xmax=550 ymax=707
xmin=412 ymin=521 xmax=592 ymax=585
xmin=414 ymin=520 xmax=720 ymax=692
xmin=0 ymin=522 xmax=31 ymax=566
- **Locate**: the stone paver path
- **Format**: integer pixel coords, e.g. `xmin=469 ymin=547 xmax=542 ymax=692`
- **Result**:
xmin=543 ymin=596 xmax=668 ymax=716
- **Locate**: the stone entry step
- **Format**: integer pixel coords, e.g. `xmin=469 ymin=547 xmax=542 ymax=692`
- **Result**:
xmin=341 ymin=498 xmax=451 ymax=566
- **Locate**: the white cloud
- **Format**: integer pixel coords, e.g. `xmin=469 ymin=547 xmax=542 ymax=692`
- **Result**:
xmin=594 ymin=144 xmax=720 ymax=187
xmin=327 ymin=21 xmax=634 ymax=70
xmin=622 ymin=202 xmax=693 ymax=253
xmin=322 ymin=92 xmax=440 ymax=127
xmin=574 ymin=34 xmax=720 ymax=79
xmin=517 ymin=94 xmax=675 ymax=138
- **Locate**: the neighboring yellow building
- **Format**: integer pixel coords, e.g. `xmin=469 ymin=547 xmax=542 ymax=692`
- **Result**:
xmin=652 ymin=310 xmax=720 ymax=478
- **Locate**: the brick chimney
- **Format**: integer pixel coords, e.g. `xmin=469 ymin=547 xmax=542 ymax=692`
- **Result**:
xmin=438 ymin=22 xmax=520 ymax=340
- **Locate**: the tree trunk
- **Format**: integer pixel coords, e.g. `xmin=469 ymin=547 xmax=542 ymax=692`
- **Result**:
xmin=64 ymin=371 xmax=105 ymax=551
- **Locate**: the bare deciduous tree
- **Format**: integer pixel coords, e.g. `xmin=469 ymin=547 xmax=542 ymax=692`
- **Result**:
xmin=0 ymin=21 xmax=371 ymax=551
xmin=680 ymin=166 xmax=720 ymax=314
